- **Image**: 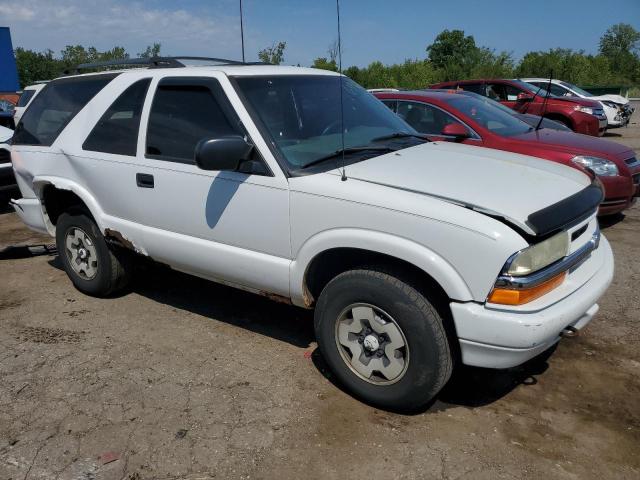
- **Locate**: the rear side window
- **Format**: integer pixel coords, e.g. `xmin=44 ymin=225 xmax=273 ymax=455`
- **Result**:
xmin=146 ymin=80 xmax=238 ymax=163
xmin=17 ymin=89 xmax=36 ymax=107
xmin=458 ymin=83 xmax=484 ymax=95
xmin=13 ymin=74 xmax=118 ymax=146
xmin=83 ymin=79 xmax=151 ymax=156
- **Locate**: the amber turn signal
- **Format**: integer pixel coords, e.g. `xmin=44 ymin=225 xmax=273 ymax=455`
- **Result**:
xmin=488 ymin=272 xmax=567 ymax=306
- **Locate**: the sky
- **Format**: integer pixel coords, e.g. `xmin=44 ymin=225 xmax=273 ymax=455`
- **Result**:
xmin=1 ymin=0 xmax=639 ymax=67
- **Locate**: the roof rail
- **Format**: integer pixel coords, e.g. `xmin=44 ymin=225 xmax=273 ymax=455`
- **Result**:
xmin=63 ymin=56 xmax=268 ymax=75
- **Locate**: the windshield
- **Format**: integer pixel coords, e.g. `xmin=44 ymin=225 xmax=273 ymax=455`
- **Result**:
xmin=234 ymin=75 xmax=416 ymax=170
xmin=559 ymin=81 xmax=593 ymax=97
xmin=513 ymin=80 xmax=553 ymax=98
xmin=442 ymin=94 xmax=533 ymax=137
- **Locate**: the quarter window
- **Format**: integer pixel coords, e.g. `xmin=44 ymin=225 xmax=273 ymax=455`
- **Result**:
xmin=13 ymin=74 xmax=118 ymax=146
xmin=146 ymin=81 xmax=237 ymax=163
xmin=83 ymin=79 xmax=151 ymax=156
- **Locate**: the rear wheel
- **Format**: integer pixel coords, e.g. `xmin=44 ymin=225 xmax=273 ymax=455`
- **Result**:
xmin=314 ymin=268 xmax=452 ymax=411
xmin=56 ymin=208 xmax=131 ymax=296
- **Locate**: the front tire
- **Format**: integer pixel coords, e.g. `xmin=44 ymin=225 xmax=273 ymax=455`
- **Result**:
xmin=56 ymin=208 xmax=131 ymax=296
xmin=314 ymin=269 xmax=452 ymax=411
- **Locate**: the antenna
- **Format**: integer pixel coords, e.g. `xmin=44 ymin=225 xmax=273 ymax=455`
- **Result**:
xmin=336 ymin=0 xmax=347 ymax=181
xmin=535 ymin=70 xmax=553 ymax=131
xmin=239 ymin=0 xmax=245 ymax=63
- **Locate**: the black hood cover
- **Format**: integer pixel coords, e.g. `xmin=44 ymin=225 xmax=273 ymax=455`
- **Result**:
xmin=526 ymin=180 xmax=604 ymax=237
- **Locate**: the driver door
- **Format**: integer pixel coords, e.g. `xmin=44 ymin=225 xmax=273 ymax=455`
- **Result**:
xmin=129 ymin=76 xmax=291 ymax=297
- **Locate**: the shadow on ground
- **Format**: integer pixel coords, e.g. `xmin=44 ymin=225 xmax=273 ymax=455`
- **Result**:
xmin=44 ymin=253 xmax=554 ymax=413
xmin=599 ymin=212 xmax=626 ymax=229
xmin=0 ymin=243 xmax=57 ymax=260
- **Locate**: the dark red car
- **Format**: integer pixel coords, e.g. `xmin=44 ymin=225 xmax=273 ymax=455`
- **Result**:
xmin=374 ymin=90 xmax=639 ymax=215
xmin=429 ymin=79 xmax=607 ymax=137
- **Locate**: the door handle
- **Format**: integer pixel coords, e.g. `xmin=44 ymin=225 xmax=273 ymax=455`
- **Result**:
xmin=136 ymin=173 xmax=154 ymax=188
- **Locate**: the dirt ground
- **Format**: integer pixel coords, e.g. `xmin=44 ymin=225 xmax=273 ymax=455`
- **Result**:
xmin=1 ymin=119 xmax=639 ymax=480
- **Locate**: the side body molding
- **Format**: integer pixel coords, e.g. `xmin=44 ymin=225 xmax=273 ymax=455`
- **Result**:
xmin=289 ymin=228 xmax=474 ymax=308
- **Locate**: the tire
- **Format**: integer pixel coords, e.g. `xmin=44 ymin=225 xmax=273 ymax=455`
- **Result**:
xmin=314 ymin=268 xmax=453 ymax=411
xmin=56 ymin=207 xmax=131 ymax=296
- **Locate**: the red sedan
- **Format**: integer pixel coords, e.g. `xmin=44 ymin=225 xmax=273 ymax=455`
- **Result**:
xmin=429 ymin=79 xmax=607 ymax=137
xmin=374 ymin=90 xmax=639 ymax=215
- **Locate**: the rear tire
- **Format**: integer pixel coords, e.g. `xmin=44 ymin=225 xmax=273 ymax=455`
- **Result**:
xmin=314 ymin=268 xmax=452 ymax=411
xmin=56 ymin=208 xmax=131 ymax=296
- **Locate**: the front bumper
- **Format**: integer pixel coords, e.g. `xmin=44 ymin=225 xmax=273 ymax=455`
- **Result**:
xmin=451 ymin=235 xmax=614 ymax=369
xmin=598 ymin=168 xmax=640 ymax=215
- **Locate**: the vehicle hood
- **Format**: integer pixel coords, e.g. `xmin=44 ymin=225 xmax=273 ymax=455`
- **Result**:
xmin=509 ymin=128 xmax=633 ymax=160
xmin=588 ymin=94 xmax=629 ymax=105
xmin=548 ymin=95 xmax=600 ymax=108
xmin=340 ymin=142 xmax=591 ymax=235
xmin=0 ymin=125 xmax=13 ymax=143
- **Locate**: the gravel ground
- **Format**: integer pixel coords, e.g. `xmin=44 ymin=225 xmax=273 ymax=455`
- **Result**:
xmin=1 ymin=122 xmax=639 ymax=480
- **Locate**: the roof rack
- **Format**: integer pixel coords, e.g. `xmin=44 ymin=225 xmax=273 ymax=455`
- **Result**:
xmin=63 ymin=56 xmax=269 ymax=75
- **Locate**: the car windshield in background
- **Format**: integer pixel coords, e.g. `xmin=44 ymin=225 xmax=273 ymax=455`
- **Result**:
xmin=513 ymin=80 xmax=553 ymax=98
xmin=234 ymin=75 xmax=416 ymax=170
xmin=559 ymin=81 xmax=593 ymax=97
xmin=442 ymin=94 xmax=533 ymax=137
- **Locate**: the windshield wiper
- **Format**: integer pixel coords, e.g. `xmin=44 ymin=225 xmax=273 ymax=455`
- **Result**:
xmin=371 ymin=132 xmax=430 ymax=142
xmin=299 ymin=146 xmax=395 ymax=170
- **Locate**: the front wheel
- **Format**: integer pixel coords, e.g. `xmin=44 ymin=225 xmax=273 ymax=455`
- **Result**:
xmin=56 ymin=208 xmax=131 ymax=296
xmin=314 ymin=269 xmax=453 ymax=411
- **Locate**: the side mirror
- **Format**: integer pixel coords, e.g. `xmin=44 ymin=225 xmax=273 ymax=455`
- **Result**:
xmin=441 ymin=123 xmax=470 ymax=140
xmin=195 ymin=136 xmax=254 ymax=171
xmin=516 ymin=92 xmax=534 ymax=102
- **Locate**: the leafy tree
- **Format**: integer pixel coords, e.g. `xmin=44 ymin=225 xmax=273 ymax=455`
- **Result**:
xmin=14 ymin=48 xmax=63 ymax=88
xmin=599 ymin=23 xmax=640 ymax=81
xmin=138 ymin=43 xmax=162 ymax=58
xmin=599 ymin=23 xmax=640 ymax=58
xmin=427 ymin=29 xmax=477 ymax=70
xmin=311 ymin=57 xmax=338 ymax=72
xmin=258 ymin=41 xmax=286 ymax=65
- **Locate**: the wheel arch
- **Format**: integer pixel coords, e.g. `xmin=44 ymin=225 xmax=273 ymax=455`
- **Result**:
xmin=33 ymin=177 xmax=106 ymax=236
xmin=291 ymin=228 xmax=474 ymax=309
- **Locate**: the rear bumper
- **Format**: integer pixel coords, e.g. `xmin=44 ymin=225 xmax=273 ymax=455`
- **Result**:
xmin=10 ymin=197 xmax=49 ymax=234
xmin=451 ymin=236 xmax=614 ymax=369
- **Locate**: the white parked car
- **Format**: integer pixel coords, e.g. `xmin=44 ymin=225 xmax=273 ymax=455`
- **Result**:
xmin=522 ymin=78 xmax=634 ymax=128
xmin=0 ymin=124 xmax=16 ymax=207
xmin=10 ymin=58 xmax=614 ymax=410
xmin=13 ymin=83 xmax=46 ymax=126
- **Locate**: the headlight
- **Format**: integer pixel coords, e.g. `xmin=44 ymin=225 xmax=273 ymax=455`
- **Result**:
xmin=571 ymin=155 xmax=618 ymax=176
xmin=575 ymin=106 xmax=593 ymax=114
xmin=506 ymin=231 xmax=569 ymax=276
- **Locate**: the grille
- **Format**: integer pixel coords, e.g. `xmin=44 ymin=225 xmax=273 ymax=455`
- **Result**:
xmin=0 ymin=148 xmax=10 ymax=164
xmin=625 ymin=156 xmax=638 ymax=166
xmin=633 ymin=173 xmax=640 ymax=186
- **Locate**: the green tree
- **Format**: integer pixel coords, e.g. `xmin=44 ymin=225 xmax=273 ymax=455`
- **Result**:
xmin=14 ymin=48 xmax=63 ymax=88
xmin=138 ymin=43 xmax=162 ymax=58
xmin=311 ymin=57 xmax=338 ymax=72
xmin=599 ymin=23 xmax=640 ymax=81
xmin=426 ymin=29 xmax=477 ymax=70
xmin=258 ymin=41 xmax=286 ymax=65
xmin=599 ymin=23 xmax=640 ymax=58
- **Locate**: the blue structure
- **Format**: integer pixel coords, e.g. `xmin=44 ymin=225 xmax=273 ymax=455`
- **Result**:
xmin=0 ymin=27 xmax=19 ymax=92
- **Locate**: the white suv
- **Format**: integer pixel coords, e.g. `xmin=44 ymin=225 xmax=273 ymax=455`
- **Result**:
xmin=10 ymin=58 xmax=614 ymax=410
xmin=523 ymin=78 xmax=635 ymax=128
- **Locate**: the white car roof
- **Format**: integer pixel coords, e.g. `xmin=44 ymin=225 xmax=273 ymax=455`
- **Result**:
xmin=56 ymin=64 xmax=341 ymax=81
